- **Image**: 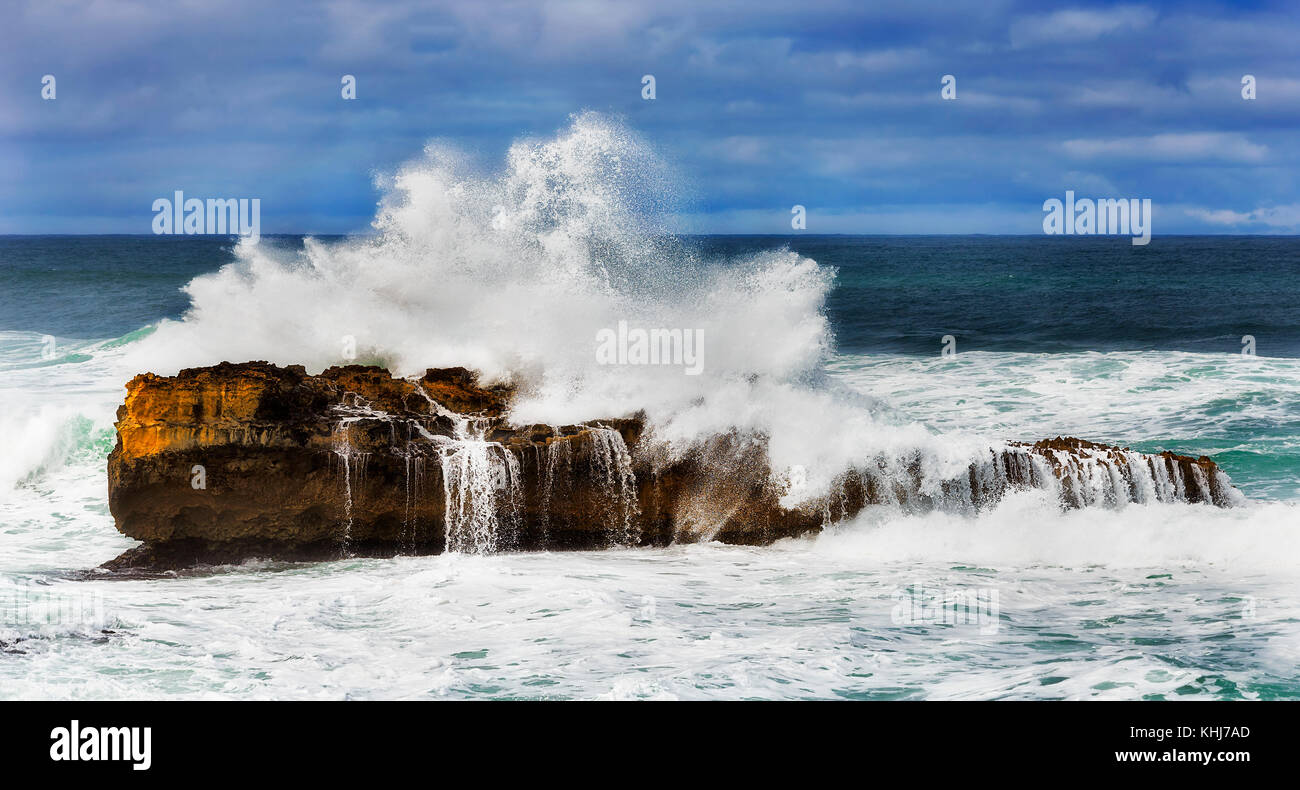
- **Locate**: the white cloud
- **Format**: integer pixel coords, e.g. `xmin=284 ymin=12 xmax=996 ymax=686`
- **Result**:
xmin=832 ymin=48 xmax=927 ymax=71
xmin=710 ymin=136 xmax=768 ymax=164
xmin=1010 ymin=5 xmax=1157 ymax=48
xmin=1061 ymin=133 xmax=1269 ymax=163
xmin=1184 ymin=205 xmax=1300 ymax=229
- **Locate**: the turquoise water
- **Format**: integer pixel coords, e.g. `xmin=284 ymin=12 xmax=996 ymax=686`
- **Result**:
xmin=1 ymin=234 xmax=1298 ymax=700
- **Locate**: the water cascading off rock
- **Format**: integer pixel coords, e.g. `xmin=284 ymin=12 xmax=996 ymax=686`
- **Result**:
xmin=103 ymin=362 xmax=1241 ymax=570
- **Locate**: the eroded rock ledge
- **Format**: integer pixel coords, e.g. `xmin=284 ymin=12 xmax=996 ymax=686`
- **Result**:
xmin=104 ymin=362 xmax=1238 ymax=570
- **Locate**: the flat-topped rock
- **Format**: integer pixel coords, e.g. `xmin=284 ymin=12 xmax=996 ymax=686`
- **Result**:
xmin=104 ymin=362 xmax=1240 ymax=570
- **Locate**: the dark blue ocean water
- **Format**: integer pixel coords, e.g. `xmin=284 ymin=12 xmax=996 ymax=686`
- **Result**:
xmin=692 ymin=235 xmax=1300 ymax=357
xmin=6 ymin=235 xmax=1299 ymax=359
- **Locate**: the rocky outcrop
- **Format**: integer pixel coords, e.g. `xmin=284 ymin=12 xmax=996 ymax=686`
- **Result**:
xmin=104 ymin=362 xmax=1239 ymax=570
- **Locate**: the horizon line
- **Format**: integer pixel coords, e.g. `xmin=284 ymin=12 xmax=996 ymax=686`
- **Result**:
xmin=2 ymin=232 xmax=1299 ymax=239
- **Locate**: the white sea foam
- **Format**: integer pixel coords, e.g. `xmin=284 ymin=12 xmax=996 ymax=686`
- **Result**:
xmin=814 ymin=489 xmax=1300 ymax=572
xmin=3 ymin=496 xmax=1297 ymax=699
xmin=0 ymin=333 xmax=123 ymax=503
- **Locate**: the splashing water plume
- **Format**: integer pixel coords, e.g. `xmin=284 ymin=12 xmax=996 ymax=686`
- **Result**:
xmin=122 ymin=113 xmax=1239 ymax=517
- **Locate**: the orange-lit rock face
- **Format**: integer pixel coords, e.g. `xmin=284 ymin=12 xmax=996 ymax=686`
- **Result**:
xmin=104 ymin=362 xmax=1239 ymax=571
xmin=114 ymin=363 xmax=318 ymax=461
xmin=417 ymin=367 xmax=512 ymax=417
xmin=112 ymin=362 xmax=514 ymax=462
xmin=107 ymin=361 xmax=675 ymax=568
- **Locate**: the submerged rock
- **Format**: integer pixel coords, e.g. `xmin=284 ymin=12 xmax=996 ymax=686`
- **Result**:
xmin=104 ymin=362 xmax=1240 ymax=570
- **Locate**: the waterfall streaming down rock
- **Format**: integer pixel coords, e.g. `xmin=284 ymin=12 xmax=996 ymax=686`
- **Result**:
xmin=324 ymin=379 xmax=1238 ymax=556
xmin=331 ymin=395 xmax=391 ymax=554
xmin=400 ymin=421 xmax=431 ymax=552
xmin=1029 ymin=445 xmax=1238 ymax=508
xmin=331 ymin=419 xmax=364 ymax=554
xmin=539 ymin=437 xmax=574 ymax=545
xmin=327 ymin=384 xmax=528 ymax=556
xmin=535 ymin=428 xmax=641 ymax=548
xmin=587 ymin=427 xmax=640 ymax=547
xmin=438 ymin=433 xmax=524 ymax=555
xmin=335 ymin=441 xmax=353 ymax=550
xmin=818 ymin=440 xmax=1240 ymax=526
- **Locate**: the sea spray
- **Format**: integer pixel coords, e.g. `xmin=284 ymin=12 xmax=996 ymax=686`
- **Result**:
xmin=123 ymin=114 xmax=855 ymax=509
xmin=115 ymin=114 xmax=1247 ymax=522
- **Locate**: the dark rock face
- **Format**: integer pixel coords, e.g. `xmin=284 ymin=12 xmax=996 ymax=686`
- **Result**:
xmin=104 ymin=362 xmax=1240 ymax=570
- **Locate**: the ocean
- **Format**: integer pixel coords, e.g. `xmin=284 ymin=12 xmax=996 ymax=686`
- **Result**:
xmin=3 ymin=138 xmax=1299 ymax=700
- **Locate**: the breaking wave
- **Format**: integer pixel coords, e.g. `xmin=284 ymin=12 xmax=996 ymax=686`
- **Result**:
xmin=101 ymin=113 xmax=1239 ymax=512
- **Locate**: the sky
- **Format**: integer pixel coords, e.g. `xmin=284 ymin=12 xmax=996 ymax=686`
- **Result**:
xmin=1 ymin=0 xmax=1297 ymax=234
